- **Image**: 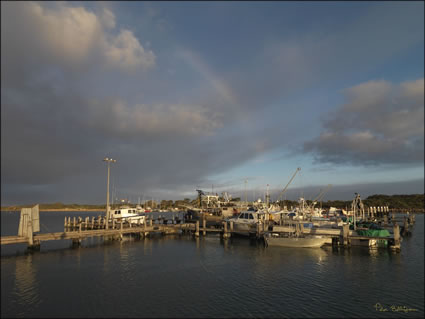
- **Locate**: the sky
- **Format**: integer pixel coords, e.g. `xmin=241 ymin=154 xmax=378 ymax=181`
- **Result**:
xmin=1 ymin=1 xmax=424 ymax=205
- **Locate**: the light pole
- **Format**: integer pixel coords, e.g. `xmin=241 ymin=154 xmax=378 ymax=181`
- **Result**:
xmin=103 ymin=157 xmax=116 ymax=229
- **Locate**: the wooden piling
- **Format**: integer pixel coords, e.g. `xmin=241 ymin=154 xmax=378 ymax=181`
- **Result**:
xmin=403 ymin=217 xmax=409 ymax=236
xmin=195 ymin=220 xmax=200 ymax=237
xmin=342 ymin=224 xmax=349 ymax=247
xmin=256 ymin=221 xmax=260 ymax=238
xmin=73 ymin=217 xmax=76 ymax=229
xmin=223 ymin=221 xmax=229 ymax=239
xmin=391 ymin=224 xmax=401 ymax=251
xmin=230 ymin=221 xmax=234 ymax=233
xmin=203 ymin=218 xmax=206 ymax=236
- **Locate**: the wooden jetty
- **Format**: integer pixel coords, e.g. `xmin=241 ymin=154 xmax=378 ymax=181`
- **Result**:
xmin=1 ymin=205 xmax=416 ymax=253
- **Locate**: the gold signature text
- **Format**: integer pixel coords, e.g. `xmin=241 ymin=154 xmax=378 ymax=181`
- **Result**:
xmin=374 ymin=303 xmax=418 ymax=313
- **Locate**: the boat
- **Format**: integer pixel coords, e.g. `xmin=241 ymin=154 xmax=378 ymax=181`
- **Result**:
xmin=350 ymin=221 xmax=391 ymax=247
xmin=110 ymin=206 xmax=146 ymax=225
xmin=265 ymin=219 xmax=328 ymax=248
xmin=226 ymin=207 xmax=266 ymax=236
xmin=264 ymin=233 xmax=328 ymax=248
xmin=184 ymin=190 xmax=226 ymax=223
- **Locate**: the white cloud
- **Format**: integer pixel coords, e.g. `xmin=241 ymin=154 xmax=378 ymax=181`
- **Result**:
xmin=100 ymin=7 xmax=116 ymax=29
xmin=104 ymin=30 xmax=155 ymax=70
xmin=1 ymin=1 xmax=155 ymax=72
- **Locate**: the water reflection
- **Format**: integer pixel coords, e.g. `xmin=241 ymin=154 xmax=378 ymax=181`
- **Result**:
xmin=14 ymin=255 xmax=40 ymax=312
xmin=1 ymin=213 xmax=423 ymax=318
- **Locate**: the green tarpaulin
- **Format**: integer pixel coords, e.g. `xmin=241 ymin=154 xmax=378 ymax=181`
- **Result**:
xmin=355 ymin=229 xmax=390 ymax=237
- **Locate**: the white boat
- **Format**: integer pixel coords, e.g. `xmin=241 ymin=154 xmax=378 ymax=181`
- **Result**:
xmin=264 ymin=233 xmax=328 ymax=248
xmin=110 ymin=206 xmax=146 ymax=225
xmin=227 ymin=208 xmax=265 ymax=235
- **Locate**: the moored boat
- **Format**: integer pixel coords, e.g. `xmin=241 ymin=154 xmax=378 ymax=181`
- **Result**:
xmin=110 ymin=206 xmax=146 ymax=225
xmin=264 ymin=234 xmax=328 ymax=248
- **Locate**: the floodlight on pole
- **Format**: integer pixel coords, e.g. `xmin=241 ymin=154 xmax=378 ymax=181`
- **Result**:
xmin=103 ymin=157 xmax=116 ymax=229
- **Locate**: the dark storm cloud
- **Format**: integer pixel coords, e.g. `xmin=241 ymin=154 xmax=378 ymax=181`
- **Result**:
xmin=304 ymin=79 xmax=424 ymax=166
xmin=267 ymin=178 xmax=424 ymax=202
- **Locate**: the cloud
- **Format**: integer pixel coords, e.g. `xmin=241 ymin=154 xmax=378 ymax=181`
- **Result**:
xmin=85 ymin=99 xmax=223 ymax=138
xmin=304 ymin=78 xmax=424 ymax=165
xmin=104 ymin=30 xmax=155 ymax=70
xmin=1 ymin=1 xmax=155 ymax=76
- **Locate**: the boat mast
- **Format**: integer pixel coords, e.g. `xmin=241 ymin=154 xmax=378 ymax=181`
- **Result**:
xmin=276 ymin=167 xmax=301 ymax=203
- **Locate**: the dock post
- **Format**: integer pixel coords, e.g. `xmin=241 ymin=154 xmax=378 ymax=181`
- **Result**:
xmin=403 ymin=217 xmax=409 ymax=236
xmin=64 ymin=217 xmax=67 ymax=229
xmin=195 ymin=220 xmax=200 ymax=237
xmin=112 ymin=218 xmax=115 ymax=229
xmin=256 ymin=221 xmax=260 ymax=239
xmin=27 ymin=218 xmax=34 ymax=247
xmin=203 ymin=218 xmax=206 ymax=236
xmin=91 ymin=217 xmax=95 ymax=229
xmin=223 ymin=221 xmax=229 ymax=239
xmin=230 ymin=221 xmax=234 ymax=234
xmin=85 ymin=217 xmax=89 ymax=230
xmin=73 ymin=217 xmax=76 ymax=230
xmin=79 ymin=222 xmax=82 ymax=233
xmin=391 ymin=224 xmax=401 ymax=251
xmin=342 ymin=224 xmax=349 ymax=247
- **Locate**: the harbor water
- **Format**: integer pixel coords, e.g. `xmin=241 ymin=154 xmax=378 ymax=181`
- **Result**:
xmin=1 ymin=211 xmax=424 ymax=318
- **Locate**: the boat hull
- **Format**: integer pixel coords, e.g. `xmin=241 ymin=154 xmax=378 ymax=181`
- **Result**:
xmin=265 ymin=236 xmax=327 ymax=248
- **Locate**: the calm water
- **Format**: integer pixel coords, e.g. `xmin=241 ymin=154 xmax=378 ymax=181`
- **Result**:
xmin=1 ymin=211 xmax=424 ymax=318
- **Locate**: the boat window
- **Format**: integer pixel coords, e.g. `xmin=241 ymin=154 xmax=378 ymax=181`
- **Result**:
xmin=249 ymin=214 xmax=254 ymax=220
xmin=118 ymin=210 xmax=121 ymax=214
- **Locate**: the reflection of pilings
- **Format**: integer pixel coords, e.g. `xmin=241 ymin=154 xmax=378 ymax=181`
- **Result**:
xmin=15 ymin=255 xmax=39 ymax=305
xmin=72 ymin=238 xmax=81 ymax=247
